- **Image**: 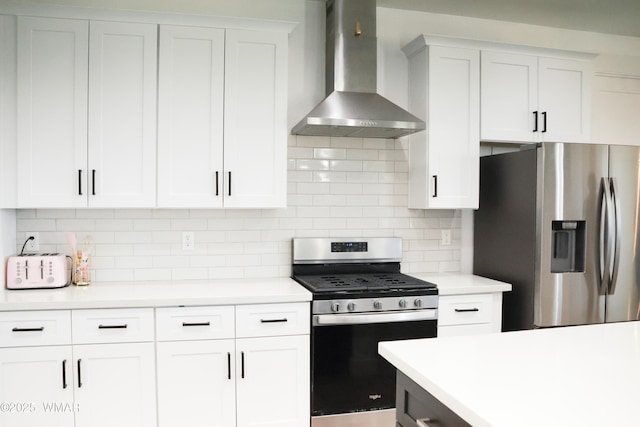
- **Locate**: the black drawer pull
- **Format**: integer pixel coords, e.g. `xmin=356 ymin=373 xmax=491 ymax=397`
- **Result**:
xmin=454 ymin=308 xmax=480 ymax=313
xmin=260 ymin=318 xmax=288 ymax=324
xmin=77 ymin=359 xmax=83 ymax=388
xmin=98 ymin=324 xmax=128 ymax=329
xmin=62 ymin=359 xmax=68 ymax=389
xmin=12 ymin=327 xmax=45 ymax=332
xmin=182 ymin=322 xmax=211 ymax=327
xmin=227 ymin=352 xmax=231 ymax=380
xmin=241 ymin=351 xmax=245 ymax=379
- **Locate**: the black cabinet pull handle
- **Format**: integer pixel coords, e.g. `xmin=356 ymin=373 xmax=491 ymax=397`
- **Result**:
xmin=260 ymin=318 xmax=288 ymax=323
xmin=62 ymin=359 xmax=67 ymax=389
xmin=78 ymin=170 xmax=83 ymax=195
xmin=541 ymin=111 xmax=547 ymax=133
xmin=182 ymin=322 xmax=210 ymax=327
xmin=533 ymin=111 xmax=538 ymax=132
xmin=432 ymin=175 xmax=438 ymax=198
xmin=241 ymin=351 xmax=245 ymax=379
xmin=215 ymin=171 xmax=219 ymax=196
xmin=227 ymin=352 xmax=231 ymax=380
xmin=77 ymin=359 xmax=82 ymax=388
xmin=91 ymin=169 xmax=96 ymax=195
xmin=454 ymin=308 xmax=480 ymax=312
xmin=98 ymin=324 xmax=128 ymax=329
xmin=12 ymin=327 xmax=44 ymax=332
xmin=228 ymin=171 xmax=232 ymax=196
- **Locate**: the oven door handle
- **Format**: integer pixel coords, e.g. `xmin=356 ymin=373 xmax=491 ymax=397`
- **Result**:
xmin=313 ymin=310 xmax=437 ymax=326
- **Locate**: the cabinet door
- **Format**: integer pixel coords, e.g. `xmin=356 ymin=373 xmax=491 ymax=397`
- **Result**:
xmin=538 ymin=57 xmax=591 ymax=143
xmin=236 ymin=335 xmax=309 ymax=427
xmin=17 ymin=16 xmax=88 ymax=208
xmin=481 ymin=51 xmax=538 ymax=143
xmin=157 ymin=340 xmax=236 ymax=427
xmin=410 ymin=45 xmax=479 ymax=209
xmin=157 ymin=25 xmax=225 ymax=208
xmin=73 ymin=343 xmax=156 ymax=427
xmin=223 ymin=29 xmax=287 ymax=208
xmin=87 ymin=21 xmax=157 ymax=207
xmin=592 ymin=73 xmax=640 ymax=145
xmin=0 ymin=346 xmax=75 ymax=427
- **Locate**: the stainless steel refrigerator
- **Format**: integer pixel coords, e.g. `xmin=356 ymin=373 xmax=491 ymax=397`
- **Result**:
xmin=474 ymin=142 xmax=640 ymax=331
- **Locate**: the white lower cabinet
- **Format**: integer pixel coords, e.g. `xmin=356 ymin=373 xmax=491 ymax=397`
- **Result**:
xmin=156 ymin=303 xmax=310 ymax=427
xmin=72 ymin=343 xmax=156 ymax=427
xmin=235 ymin=335 xmax=310 ymax=427
xmin=157 ymin=340 xmax=236 ymax=427
xmin=0 ymin=345 xmax=75 ymax=427
xmin=437 ymin=293 xmax=503 ymax=337
xmin=0 ymin=308 xmax=157 ymax=427
xmin=0 ymin=303 xmax=310 ymax=427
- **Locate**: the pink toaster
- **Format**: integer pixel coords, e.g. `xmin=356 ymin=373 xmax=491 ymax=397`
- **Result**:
xmin=6 ymin=253 xmax=71 ymax=290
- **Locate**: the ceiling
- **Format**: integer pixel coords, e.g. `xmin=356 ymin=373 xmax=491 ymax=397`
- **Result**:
xmin=378 ymin=0 xmax=640 ymax=38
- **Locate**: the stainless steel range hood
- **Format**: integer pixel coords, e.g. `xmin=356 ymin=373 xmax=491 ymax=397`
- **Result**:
xmin=292 ymin=0 xmax=425 ymax=139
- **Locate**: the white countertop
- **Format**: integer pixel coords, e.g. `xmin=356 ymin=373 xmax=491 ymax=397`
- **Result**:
xmin=379 ymin=321 xmax=640 ymax=427
xmin=412 ymin=273 xmax=511 ymax=295
xmin=0 ymin=273 xmax=507 ymax=311
xmin=0 ymin=278 xmax=311 ymax=311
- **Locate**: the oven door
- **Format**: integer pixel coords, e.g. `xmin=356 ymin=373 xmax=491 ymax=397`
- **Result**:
xmin=311 ymin=310 xmax=437 ymax=416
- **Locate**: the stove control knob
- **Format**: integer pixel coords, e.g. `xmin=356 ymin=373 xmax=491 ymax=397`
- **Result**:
xmin=398 ymin=299 xmax=408 ymax=308
xmin=414 ymin=298 xmax=423 ymax=308
xmin=373 ymin=300 xmax=383 ymax=310
xmin=347 ymin=302 xmax=357 ymax=312
xmin=331 ymin=302 xmax=341 ymax=312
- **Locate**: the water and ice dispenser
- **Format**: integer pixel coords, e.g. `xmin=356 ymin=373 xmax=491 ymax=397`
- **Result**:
xmin=551 ymin=221 xmax=586 ymax=273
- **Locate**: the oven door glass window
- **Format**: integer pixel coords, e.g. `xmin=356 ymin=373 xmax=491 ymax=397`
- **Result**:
xmin=311 ymin=319 xmax=437 ymax=416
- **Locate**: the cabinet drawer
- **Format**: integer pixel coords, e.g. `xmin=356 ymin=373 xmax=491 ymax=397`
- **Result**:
xmin=156 ymin=306 xmax=234 ymax=341
xmin=438 ymin=294 xmax=493 ymax=326
xmin=72 ymin=308 xmax=154 ymax=344
xmin=0 ymin=310 xmax=71 ymax=347
xmin=236 ymin=302 xmax=309 ymax=338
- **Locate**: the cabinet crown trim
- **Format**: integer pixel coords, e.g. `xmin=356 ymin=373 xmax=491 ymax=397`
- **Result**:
xmin=402 ymin=34 xmax=598 ymax=60
xmin=0 ymin=3 xmax=298 ymax=33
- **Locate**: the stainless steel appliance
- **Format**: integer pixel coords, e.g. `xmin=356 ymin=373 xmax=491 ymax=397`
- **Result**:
xmin=474 ymin=142 xmax=640 ymax=330
xmin=291 ymin=0 xmax=425 ymax=139
xmin=292 ymin=237 xmax=438 ymax=427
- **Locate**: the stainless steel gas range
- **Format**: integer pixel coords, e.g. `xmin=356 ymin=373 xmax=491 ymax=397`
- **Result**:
xmin=292 ymin=237 xmax=438 ymax=427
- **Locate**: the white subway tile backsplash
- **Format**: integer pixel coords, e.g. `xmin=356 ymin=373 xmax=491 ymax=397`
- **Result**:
xmin=16 ymin=135 xmax=462 ymax=281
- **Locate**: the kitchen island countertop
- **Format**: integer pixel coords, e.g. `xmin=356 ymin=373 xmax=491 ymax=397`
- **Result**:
xmin=379 ymin=320 xmax=640 ymax=427
xmin=0 ymin=277 xmax=311 ymax=311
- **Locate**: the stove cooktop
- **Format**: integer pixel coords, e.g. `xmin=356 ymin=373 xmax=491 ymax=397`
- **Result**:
xmin=293 ymin=272 xmax=437 ymax=298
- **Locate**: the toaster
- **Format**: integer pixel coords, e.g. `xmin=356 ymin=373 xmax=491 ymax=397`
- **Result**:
xmin=6 ymin=253 xmax=71 ymax=290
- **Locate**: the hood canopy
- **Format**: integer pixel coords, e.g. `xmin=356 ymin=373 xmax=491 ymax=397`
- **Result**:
xmin=291 ymin=0 xmax=425 ymax=139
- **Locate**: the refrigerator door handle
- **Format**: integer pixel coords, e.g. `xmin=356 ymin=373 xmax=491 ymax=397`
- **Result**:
xmin=609 ymin=177 xmax=621 ymax=295
xmin=598 ymin=177 xmax=613 ymax=295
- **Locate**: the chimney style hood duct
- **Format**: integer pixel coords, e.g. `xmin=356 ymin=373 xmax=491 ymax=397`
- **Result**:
xmin=292 ymin=0 xmax=425 ymax=139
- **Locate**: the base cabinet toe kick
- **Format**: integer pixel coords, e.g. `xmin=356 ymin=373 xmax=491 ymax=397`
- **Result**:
xmin=396 ymin=371 xmax=471 ymax=427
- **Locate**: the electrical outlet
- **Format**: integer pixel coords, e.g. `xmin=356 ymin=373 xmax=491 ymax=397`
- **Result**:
xmin=441 ymin=229 xmax=451 ymax=246
xmin=182 ymin=231 xmax=194 ymax=250
xmin=25 ymin=232 xmax=40 ymax=252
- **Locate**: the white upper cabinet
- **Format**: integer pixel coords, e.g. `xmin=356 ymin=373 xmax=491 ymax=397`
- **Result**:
xmin=404 ymin=38 xmax=480 ymax=209
xmin=157 ymin=25 xmax=225 ymax=208
xmin=223 ymin=29 xmax=287 ymax=208
xmin=87 ymin=21 xmax=157 ymax=207
xmin=17 ymin=16 xmax=89 ymax=208
xmin=158 ymin=26 xmax=288 ymax=208
xmin=17 ymin=17 xmax=157 ymax=208
xmin=481 ymin=50 xmax=592 ymax=143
